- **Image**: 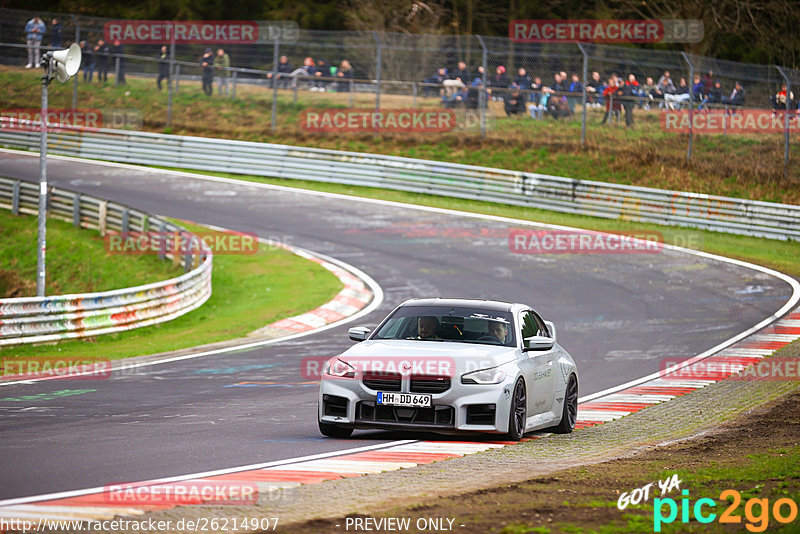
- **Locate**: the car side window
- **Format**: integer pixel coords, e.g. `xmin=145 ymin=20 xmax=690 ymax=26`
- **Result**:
xmin=520 ymin=311 xmax=538 ymax=340
xmin=531 ymin=311 xmax=550 ymax=337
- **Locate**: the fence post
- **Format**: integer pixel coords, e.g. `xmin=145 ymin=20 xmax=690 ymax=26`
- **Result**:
xmin=114 ymin=56 xmax=120 ymax=87
xmin=158 ymin=221 xmax=167 ymax=261
xmin=11 ymin=181 xmax=20 ymax=215
xmin=167 ymin=41 xmax=175 ymax=128
xmin=271 ymin=35 xmax=280 ymax=132
xmin=776 ymin=66 xmax=791 ymax=179
xmin=681 ymin=52 xmax=694 ymax=161
xmin=121 ymin=208 xmax=129 ymax=234
xmin=232 ymin=70 xmax=238 ymax=99
xmin=71 ymin=16 xmax=79 ymax=111
xmin=72 ymin=193 xmax=80 ymax=226
xmin=349 ymin=78 xmax=354 ymax=107
xmin=293 ymin=76 xmax=299 ymax=103
xmin=577 ymin=43 xmax=588 ymax=148
xmin=372 ymin=31 xmax=382 ymax=110
xmin=175 ymin=64 xmax=181 ymax=92
xmin=476 ymin=35 xmax=488 ymax=139
xmin=412 ymin=82 xmax=417 ymax=108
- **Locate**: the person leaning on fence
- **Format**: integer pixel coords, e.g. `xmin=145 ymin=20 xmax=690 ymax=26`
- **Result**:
xmin=80 ymin=40 xmax=94 ymax=82
xmin=691 ymin=75 xmax=706 ymax=109
xmin=488 ymin=65 xmax=510 ymax=102
xmin=465 ymin=77 xmax=488 ymax=109
xmin=157 ymin=45 xmax=169 ymax=90
xmin=266 ymin=55 xmax=292 ymax=88
xmin=600 ymin=76 xmax=622 ymax=124
xmin=422 ymin=67 xmax=448 ymax=97
xmin=336 ymin=60 xmax=354 ymax=92
xmin=200 ymin=48 xmax=214 ymax=96
xmin=441 ymin=86 xmax=467 ymax=109
xmin=640 ymin=76 xmax=658 ymax=110
xmin=287 ymin=57 xmax=316 ymax=89
xmin=700 ymin=80 xmax=723 ymax=109
xmin=312 ymin=59 xmax=333 ymax=91
xmin=585 ymin=71 xmax=603 ymax=107
xmin=214 ymin=48 xmax=231 ymax=97
xmin=444 ymin=61 xmax=470 ymax=96
xmin=771 ymin=83 xmax=793 ymax=113
xmin=24 ymin=16 xmax=45 ymax=68
xmin=504 ymin=83 xmax=527 ymax=116
xmin=94 ymin=39 xmax=109 ymax=83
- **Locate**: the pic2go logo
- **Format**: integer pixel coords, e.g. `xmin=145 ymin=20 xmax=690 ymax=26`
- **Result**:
xmin=654 ymin=489 xmax=798 ymax=532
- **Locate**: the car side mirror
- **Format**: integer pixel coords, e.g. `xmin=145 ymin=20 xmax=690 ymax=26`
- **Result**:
xmin=544 ymin=320 xmax=557 ymax=342
xmin=348 ymin=326 xmax=371 ymax=342
xmin=523 ymin=335 xmax=554 ymax=351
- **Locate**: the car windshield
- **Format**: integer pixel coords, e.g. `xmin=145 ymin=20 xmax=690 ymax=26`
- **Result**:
xmin=372 ymin=305 xmax=516 ymax=347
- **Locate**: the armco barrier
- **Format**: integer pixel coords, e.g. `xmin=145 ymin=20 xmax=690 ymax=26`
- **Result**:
xmin=0 ymin=126 xmax=798 ymax=240
xmin=0 ymin=176 xmax=212 ymax=346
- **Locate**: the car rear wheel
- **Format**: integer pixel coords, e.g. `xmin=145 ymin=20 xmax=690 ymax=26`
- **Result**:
xmin=505 ymin=378 xmax=527 ymax=441
xmin=551 ymin=374 xmax=578 ymax=434
xmin=318 ymin=420 xmax=354 ymax=438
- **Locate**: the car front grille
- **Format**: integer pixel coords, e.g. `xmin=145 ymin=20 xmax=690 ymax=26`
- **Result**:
xmin=362 ymin=371 xmax=401 ymax=391
xmin=410 ymin=375 xmax=451 ymax=394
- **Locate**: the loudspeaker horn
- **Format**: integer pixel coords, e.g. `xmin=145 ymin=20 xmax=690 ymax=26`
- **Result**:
xmin=51 ymin=43 xmax=81 ymax=83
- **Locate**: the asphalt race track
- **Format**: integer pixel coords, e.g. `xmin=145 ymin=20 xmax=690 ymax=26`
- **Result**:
xmin=0 ymin=150 xmax=794 ymax=501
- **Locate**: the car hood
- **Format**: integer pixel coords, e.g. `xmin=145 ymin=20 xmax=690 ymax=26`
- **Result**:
xmin=338 ymin=339 xmax=518 ymax=375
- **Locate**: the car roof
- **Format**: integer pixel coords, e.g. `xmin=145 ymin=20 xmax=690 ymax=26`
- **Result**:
xmin=399 ymin=298 xmax=520 ymax=313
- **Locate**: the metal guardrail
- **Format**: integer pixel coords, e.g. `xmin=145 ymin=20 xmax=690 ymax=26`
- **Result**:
xmin=0 ymin=176 xmax=213 ymax=346
xmin=0 ymin=126 xmax=798 ymax=240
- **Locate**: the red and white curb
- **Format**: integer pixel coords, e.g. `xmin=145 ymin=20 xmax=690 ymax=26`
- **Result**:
xmin=2 ymin=311 xmax=798 ymax=522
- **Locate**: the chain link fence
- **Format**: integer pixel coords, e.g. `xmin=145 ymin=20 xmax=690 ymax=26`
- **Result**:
xmin=1 ymin=7 xmax=798 ymax=180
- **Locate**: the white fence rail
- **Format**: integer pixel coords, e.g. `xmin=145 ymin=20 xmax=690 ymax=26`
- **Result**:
xmin=0 ymin=126 xmax=798 ymax=240
xmin=0 ymin=176 xmax=212 ymax=346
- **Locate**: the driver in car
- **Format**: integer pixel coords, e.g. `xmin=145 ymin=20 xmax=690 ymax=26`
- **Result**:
xmin=486 ymin=320 xmax=508 ymax=343
xmin=417 ymin=316 xmax=441 ymax=340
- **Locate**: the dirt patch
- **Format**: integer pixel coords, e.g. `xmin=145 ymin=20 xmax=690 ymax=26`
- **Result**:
xmin=0 ymin=268 xmax=35 ymax=297
xmin=278 ymin=389 xmax=800 ymax=533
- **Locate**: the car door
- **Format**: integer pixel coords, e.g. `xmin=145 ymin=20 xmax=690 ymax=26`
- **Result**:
xmin=519 ymin=310 xmax=556 ymax=415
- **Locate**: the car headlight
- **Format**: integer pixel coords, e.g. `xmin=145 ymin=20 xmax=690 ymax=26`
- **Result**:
xmin=325 ymin=358 xmax=356 ymax=378
xmin=461 ymin=367 xmax=507 ymax=384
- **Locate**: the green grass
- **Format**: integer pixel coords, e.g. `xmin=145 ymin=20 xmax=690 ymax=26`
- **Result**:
xmin=159 ymin=168 xmax=800 ymax=277
xmin=0 ymin=217 xmax=344 ymax=362
xmin=0 ymin=209 xmax=180 ymax=297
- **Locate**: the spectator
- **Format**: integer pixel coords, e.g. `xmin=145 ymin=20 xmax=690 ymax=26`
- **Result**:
xmin=156 ymin=45 xmax=169 ymax=90
xmin=586 ymin=71 xmax=603 ymax=107
xmin=656 ymin=71 xmax=675 ymax=94
xmin=514 ymin=67 xmax=533 ymax=90
xmin=336 ymin=59 xmax=354 ymax=92
xmin=701 ymin=70 xmax=714 ymax=95
xmin=444 ymin=61 xmax=470 ymax=96
xmin=488 ymin=65 xmax=510 ymax=101
xmin=200 ymin=48 xmax=214 ymax=96
xmin=722 ymin=81 xmax=745 ymax=107
xmin=441 ymin=86 xmax=467 ymax=109
xmin=288 ymin=56 xmax=316 ymax=89
xmin=80 ymin=40 xmax=94 ymax=82
xmin=552 ymin=72 xmax=569 ymax=93
xmin=312 ymin=59 xmax=332 ymax=91
xmin=622 ymin=75 xmax=636 ymax=126
xmin=600 ymin=77 xmax=622 ymax=124
xmin=214 ymin=48 xmax=231 ymax=96
xmin=111 ymin=39 xmax=125 ymax=83
xmin=701 ymin=80 xmax=724 ymax=109
xmin=50 ymin=18 xmax=62 ymax=48
xmin=664 ymin=77 xmax=690 ymax=109
xmin=465 ymin=77 xmax=489 ymax=109
xmin=94 ymin=39 xmax=109 ymax=83
xmin=691 ymin=75 xmax=705 ymax=102
xmin=24 ymin=16 xmax=45 ymax=68
xmin=422 ymin=67 xmax=448 ymax=97
xmin=266 ymin=55 xmax=292 ymax=88
xmin=641 ymin=76 xmax=658 ymax=110
xmin=568 ymin=73 xmax=583 ymax=112
xmin=531 ymin=76 xmax=543 ymax=104
xmin=528 ymin=91 xmax=548 ymax=119
xmin=504 ymin=83 xmax=527 ymax=116
xmin=771 ymin=83 xmax=793 ymax=110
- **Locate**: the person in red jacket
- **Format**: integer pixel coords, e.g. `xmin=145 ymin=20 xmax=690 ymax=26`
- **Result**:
xmin=600 ymin=76 xmax=622 ymax=124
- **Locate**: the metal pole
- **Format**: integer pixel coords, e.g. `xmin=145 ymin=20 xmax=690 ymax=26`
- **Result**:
xmin=577 ymin=43 xmax=588 ymax=148
xmin=37 ymin=60 xmax=52 ymax=297
xmin=114 ymin=56 xmax=120 ymax=87
xmin=476 ymin=35 xmax=487 ymax=138
xmin=776 ymin=66 xmax=791 ymax=179
xmin=271 ymin=35 xmax=279 ymax=132
xmin=681 ymin=52 xmax=694 ymax=161
xmin=167 ymin=41 xmax=175 ymax=128
xmin=71 ymin=16 xmax=78 ymax=111
xmin=372 ymin=31 xmax=382 ymax=110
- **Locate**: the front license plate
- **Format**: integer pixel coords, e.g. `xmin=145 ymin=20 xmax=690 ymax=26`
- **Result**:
xmin=377 ymin=391 xmax=432 ymax=407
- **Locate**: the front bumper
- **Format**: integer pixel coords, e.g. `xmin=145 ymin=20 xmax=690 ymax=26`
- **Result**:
xmin=318 ymin=375 xmax=515 ymax=434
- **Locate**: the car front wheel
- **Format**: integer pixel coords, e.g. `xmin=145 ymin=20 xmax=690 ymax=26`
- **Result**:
xmin=505 ymin=378 xmax=527 ymax=441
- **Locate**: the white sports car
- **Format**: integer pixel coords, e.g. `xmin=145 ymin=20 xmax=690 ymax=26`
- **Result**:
xmin=318 ymin=298 xmax=578 ymax=440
